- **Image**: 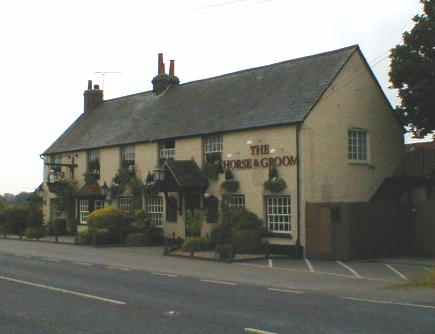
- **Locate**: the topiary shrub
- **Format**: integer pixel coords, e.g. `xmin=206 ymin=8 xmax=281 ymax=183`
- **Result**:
xmin=231 ymin=229 xmax=263 ymax=254
xmin=203 ymin=162 xmax=220 ymax=181
xmin=48 ymin=218 xmax=67 ymax=235
xmin=126 ymin=232 xmax=152 ymax=246
xmin=76 ymin=230 xmax=91 ymax=245
xmin=24 ymin=226 xmax=46 ymax=240
xmin=185 ymin=210 xmax=204 ymax=238
xmin=87 ymin=208 xmax=130 ymax=243
xmin=264 ymin=177 xmax=287 ymax=193
xmin=182 ymin=237 xmax=212 ymax=252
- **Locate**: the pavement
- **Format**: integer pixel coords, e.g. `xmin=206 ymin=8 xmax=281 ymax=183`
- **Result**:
xmin=1 ymin=251 xmax=435 ymax=334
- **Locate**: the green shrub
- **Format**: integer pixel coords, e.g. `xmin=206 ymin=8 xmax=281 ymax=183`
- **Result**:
xmin=264 ymin=177 xmax=287 ymax=193
xmin=223 ymin=208 xmax=263 ymax=230
xmin=93 ymin=228 xmax=117 ymax=245
xmin=87 ymin=207 xmax=130 ymax=243
xmin=125 ymin=232 xmax=152 ymax=246
xmin=24 ymin=226 xmax=46 ymax=240
xmin=182 ymin=237 xmax=212 ymax=252
xmin=76 ymin=230 xmax=91 ymax=245
xmin=48 ymin=218 xmax=67 ymax=235
xmin=26 ymin=208 xmax=43 ymax=228
xmin=232 ymin=229 xmax=263 ymax=253
xmin=185 ymin=210 xmax=204 ymax=237
xmin=221 ymin=179 xmax=239 ymax=193
xmin=203 ymin=162 xmax=220 ymax=181
xmin=4 ymin=206 xmax=28 ymax=235
xmin=216 ymin=243 xmax=234 ymax=261
xmin=149 ymin=227 xmax=164 ymax=244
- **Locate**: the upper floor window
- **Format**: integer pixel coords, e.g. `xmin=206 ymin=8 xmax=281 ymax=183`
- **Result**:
xmin=348 ymin=129 xmax=368 ymax=162
xmin=204 ymin=135 xmax=223 ymax=164
xmin=87 ymin=149 xmax=100 ymax=176
xmin=228 ymin=194 xmax=245 ymax=209
xmin=159 ymin=140 xmax=175 ymax=164
xmin=120 ymin=145 xmax=135 ymax=168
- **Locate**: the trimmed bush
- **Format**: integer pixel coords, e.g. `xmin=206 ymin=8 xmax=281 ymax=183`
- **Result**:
xmin=232 ymin=228 xmax=263 ymax=254
xmin=48 ymin=218 xmax=67 ymax=235
xmin=87 ymin=207 xmax=130 ymax=243
xmin=24 ymin=226 xmax=46 ymax=240
xmin=149 ymin=227 xmax=164 ymax=245
xmin=216 ymin=243 xmax=234 ymax=261
xmin=76 ymin=230 xmax=91 ymax=245
xmin=182 ymin=237 xmax=212 ymax=252
xmin=4 ymin=206 xmax=28 ymax=236
xmin=125 ymin=232 xmax=152 ymax=246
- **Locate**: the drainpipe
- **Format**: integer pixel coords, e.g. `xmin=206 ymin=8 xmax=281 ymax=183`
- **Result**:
xmin=296 ymin=123 xmax=302 ymax=258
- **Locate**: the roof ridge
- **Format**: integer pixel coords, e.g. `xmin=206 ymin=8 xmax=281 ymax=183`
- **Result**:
xmin=100 ymin=44 xmax=358 ymax=104
xmin=176 ymin=44 xmax=359 ymax=88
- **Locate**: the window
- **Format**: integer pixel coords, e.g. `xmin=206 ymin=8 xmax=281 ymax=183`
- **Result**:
xmin=87 ymin=149 xmax=100 ymax=177
xmin=79 ymin=200 xmax=89 ymax=224
xmin=120 ymin=145 xmax=135 ymax=167
xmin=348 ymin=129 xmax=368 ymax=162
xmin=204 ymin=135 xmax=223 ymax=163
xmin=146 ymin=196 xmax=164 ymax=226
xmin=95 ymin=199 xmax=104 ymax=210
xmin=228 ymin=194 xmax=245 ymax=209
xmin=119 ymin=197 xmax=132 ymax=212
xmin=266 ymin=196 xmax=291 ymax=234
xmin=159 ymin=140 xmax=175 ymax=164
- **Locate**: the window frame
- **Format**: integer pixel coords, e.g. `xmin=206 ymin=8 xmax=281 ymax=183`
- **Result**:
xmin=228 ymin=194 xmax=245 ymax=209
xmin=159 ymin=140 xmax=176 ymax=164
xmin=94 ymin=199 xmax=105 ymax=211
xmin=120 ymin=145 xmax=135 ymax=167
xmin=119 ymin=197 xmax=133 ymax=212
xmin=79 ymin=199 xmax=89 ymax=225
xmin=204 ymin=135 xmax=223 ymax=164
xmin=146 ymin=196 xmax=164 ymax=227
xmin=265 ymin=196 xmax=291 ymax=234
xmin=348 ymin=128 xmax=369 ymax=163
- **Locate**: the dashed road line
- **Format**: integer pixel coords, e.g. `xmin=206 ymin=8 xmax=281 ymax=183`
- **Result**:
xmin=245 ymin=328 xmax=277 ymax=334
xmin=106 ymin=266 xmax=132 ymax=272
xmin=304 ymin=258 xmax=314 ymax=273
xmin=385 ymin=264 xmax=408 ymax=281
xmin=343 ymin=297 xmax=435 ymax=310
xmin=268 ymin=287 xmax=304 ymax=294
xmin=152 ymin=272 xmax=178 ymax=278
xmin=336 ymin=261 xmax=362 ymax=279
xmin=75 ymin=262 xmax=93 ymax=267
xmin=200 ymin=279 xmax=237 ymax=286
xmin=268 ymin=259 xmax=273 ymax=268
xmin=0 ymin=275 xmax=126 ymax=305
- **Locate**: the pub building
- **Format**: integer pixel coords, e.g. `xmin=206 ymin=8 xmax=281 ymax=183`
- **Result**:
xmin=41 ymin=45 xmax=403 ymax=254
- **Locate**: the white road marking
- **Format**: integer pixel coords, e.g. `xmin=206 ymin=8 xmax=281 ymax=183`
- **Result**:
xmin=268 ymin=259 xmax=273 ymax=268
xmin=238 ymin=262 xmax=393 ymax=282
xmin=75 ymin=262 xmax=92 ymax=267
xmin=385 ymin=264 xmax=408 ymax=281
xmin=245 ymin=328 xmax=277 ymax=334
xmin=336 ymin=261 xmax=362 ymax=279
xmin=0 ymin=275 xmax=126 ymax=305
xmin=107 ymin=266 xmax=131 ymax=272
xmin=200 ymin=279 xmax=237 ymax=286
xmin=268 ymin=287 xmax=304 ymax=294
xmin=152 ymin=272 xmax=178 ymax=278
xmin=304 ymin=258 xmax=314 ymax=273
xmin=343 ymin=297 xmax=435 ymax=310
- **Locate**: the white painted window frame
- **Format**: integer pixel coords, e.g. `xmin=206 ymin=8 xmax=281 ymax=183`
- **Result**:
xmin=79 ymin=200 xmax=89 ymax=225
xmin=348 ymin=128 xmax=368 ymax=162
xmin=228 ymin=194 xmax=245 ymax=209
xmin=266 ymin=196 xmax=291 ymax=234
xmin=146 ymin=196 xmax=164 ymax=227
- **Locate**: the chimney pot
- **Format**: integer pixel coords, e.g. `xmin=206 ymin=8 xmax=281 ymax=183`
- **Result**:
xmin=87 ymin=80 xmax=92 ymax=90
xmin=93 ymin=84 xmax=100 ymax=90
xmin=158 ymin=53 xmax=164 ymax=75
xmin=169 ymin=60 xmax=175 ymax=77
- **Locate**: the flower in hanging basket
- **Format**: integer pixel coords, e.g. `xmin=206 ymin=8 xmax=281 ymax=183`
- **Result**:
xmin=221 ymin=179 xmax=240 ymax=193
xmin=264 ymin=177 xmax=287 ymax=193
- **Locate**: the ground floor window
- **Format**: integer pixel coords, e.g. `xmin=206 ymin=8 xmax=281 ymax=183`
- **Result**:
xmin=95 ymin=199 xmax=105 ymax=210
xmin=79 ymin=200 xmax=89 ymax=224
xmin=228 ymin=194 xmax=245 ymax=209
xmin=265 ymin=196 xmax=291 ymax=233
xmin=146 ymin=196 xmax=163 ymax=227
xmin=119 ymin=197 xmax=132 ymax=212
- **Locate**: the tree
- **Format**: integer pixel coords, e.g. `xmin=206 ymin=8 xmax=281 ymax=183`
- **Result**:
xmin=390 ymin=0 xmax=435 ymax=137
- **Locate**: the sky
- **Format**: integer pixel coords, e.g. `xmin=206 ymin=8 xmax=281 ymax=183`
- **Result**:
xmin=0 ymin=0 xmax=427 ymax=194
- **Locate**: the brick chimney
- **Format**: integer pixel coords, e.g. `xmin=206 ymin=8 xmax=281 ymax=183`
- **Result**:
xmin=84 ymin=80 xmax=103 ymax=113
xmin=151 ymin=53 xmax=179 ymax=95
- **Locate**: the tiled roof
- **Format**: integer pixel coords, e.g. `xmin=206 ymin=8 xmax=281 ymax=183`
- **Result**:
xmin=44 ymin=45 xmax=358 ymax=155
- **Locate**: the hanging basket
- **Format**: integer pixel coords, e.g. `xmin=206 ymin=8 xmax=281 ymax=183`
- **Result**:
xmin=264 ymin=177 xmax=287 ymax=193
xmin=221 ymin=179 xmax=240 ymax=193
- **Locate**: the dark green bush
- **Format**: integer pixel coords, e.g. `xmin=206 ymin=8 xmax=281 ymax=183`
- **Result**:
xmin=216 ymin=243 xmax=234 ymax=261
xmin=48 ymin=218 xmax=67 ymax=235
xmin=182 ymin=237 xmax=212 ymax=252
xmin=87 ymin=208 xmax=130 ymax=243
xmin=4 ymin=206 xmax=28 ymax=236
xmin=125 ymin=232 xmax=152 ymax=246
xmin=24 ymin=226 xmax=46 ymax=240
xmin=223 ymin=208 xmax=263 ymax=230
xmin=264 ymin=177 xmax=287 ymax=193
xmin=232 ymin=229 xmax=263 ymax=253
xmin=149 ymin=227 xmax=164 ymax=245
xmin=221 ymin=179 xmax=239 ymax=193
xmin=26 ymin=208 xmax=43 ymax=228
xmin=76 ymin=230 xmax=91 ymax=245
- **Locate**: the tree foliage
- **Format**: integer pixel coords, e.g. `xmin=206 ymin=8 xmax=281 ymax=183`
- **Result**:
xmin=390 ymin=0 xmax=435 ymax=137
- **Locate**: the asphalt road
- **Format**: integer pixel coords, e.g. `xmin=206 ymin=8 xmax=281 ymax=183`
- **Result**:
xmin=0 ymin=254 xmax=434 ymax=334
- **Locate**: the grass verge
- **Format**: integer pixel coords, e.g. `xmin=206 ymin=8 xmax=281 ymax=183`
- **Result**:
xmin=393 ymin=269 xmax=435 ymax=289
